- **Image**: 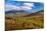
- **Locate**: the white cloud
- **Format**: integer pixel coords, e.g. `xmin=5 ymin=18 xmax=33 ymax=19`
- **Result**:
xmin=5 ymin=4 xmax=17 ymax=11
xmin=20 ymin=3 xmax=34 ymax=10
xmin=5 ymin=3 xmax=34 ymax=11
xmin=20 ymin=6 xmax=32 ymax=10
xmin=23 ymin=3 xmax=34 ymax=7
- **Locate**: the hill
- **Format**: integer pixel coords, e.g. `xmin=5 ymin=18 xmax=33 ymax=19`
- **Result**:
xmin=5 ymin=10 xmax=44 ymax=30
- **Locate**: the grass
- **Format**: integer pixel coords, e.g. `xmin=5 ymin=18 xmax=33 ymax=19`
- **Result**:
xmin=15 ymin=15 xmax=43 ymax=29
xmin=5 ymin=12 xmax=44 ymax=30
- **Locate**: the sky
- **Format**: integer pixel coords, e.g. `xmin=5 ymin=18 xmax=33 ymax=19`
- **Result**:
xmin=5 ymin=0 xmax=44 ymax=2
xmin=5 ymin=0 xmax=44 ymax=13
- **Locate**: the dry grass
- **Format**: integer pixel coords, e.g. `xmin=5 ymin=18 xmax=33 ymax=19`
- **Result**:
xmin=5 ymin=13 xmax=44 ymax=31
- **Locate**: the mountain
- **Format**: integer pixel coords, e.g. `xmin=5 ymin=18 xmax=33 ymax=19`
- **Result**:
xmin=5 ymin=10 xmax=25 ymax=14
xmin=5 ymin=10 xmax=44 ymax=30
xmin=5 ymin=10 xmax=44 ymax=17
xmin=22 ymin=10 xmax=44 ymax=17
xmin=5 ymin=10 xmax=29 ymax=17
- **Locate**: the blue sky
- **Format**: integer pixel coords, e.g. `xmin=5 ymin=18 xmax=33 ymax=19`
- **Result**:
xmin=5 ymin=0 xmax=44 ymax=13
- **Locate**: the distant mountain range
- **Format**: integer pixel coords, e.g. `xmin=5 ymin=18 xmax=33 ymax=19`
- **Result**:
xmin=5 ymin=10 xmax=44 ymax=17
xmin=5 ymin=10 xmax=27 ymax=14
xmin=5 ymin=10 xmax=43 ymax=14
xmin=22 ymin=10 xmax=44 ymax=17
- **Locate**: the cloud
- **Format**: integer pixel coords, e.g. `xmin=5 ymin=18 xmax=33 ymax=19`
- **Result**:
xmin=20 ymin=3 xmax=34 ymax=10
xmin=5 ymin=4 xmax=17 ymax=11
xmin=5 ymin=3 xmax=34 ymax=11
xmin=23 ymin=3 xmax=34 ymax=7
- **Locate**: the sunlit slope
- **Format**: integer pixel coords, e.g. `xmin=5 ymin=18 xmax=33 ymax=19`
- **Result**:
xmin=5 ymin=10 xmax=44 ymax=30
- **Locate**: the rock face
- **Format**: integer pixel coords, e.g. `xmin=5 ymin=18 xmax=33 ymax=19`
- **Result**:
xmin=5 ymin=10 xmax=44 ymax=30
